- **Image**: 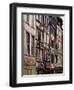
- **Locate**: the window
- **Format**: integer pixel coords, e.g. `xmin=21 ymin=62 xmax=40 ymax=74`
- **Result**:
xmin=44 ymin=16 xmax=46 ymax=24
xmin=31 ymin=35 xmax=34 ymax=56
xmin=36 ymin=48 xmax=40 ymax=58
xmin=36 ymin=29 xmax=38 ymax=39
xmin=42 ymin=32 xmax=44 ymax=42
xmin=39 ymin=15 xmax=42 ymax=23
xmin=44 ymin=32 xmax=46 ymax=43
xmin=59 ymin=42 xmax=61 ymax=49
xmin=46 ymin=17 xmax=49 ymax=27
xmin=55 ymin=44 xmax=57 ymax=49
xmin=51 ymin=40 xmax=54 ymax=48
xmin=38 ymin=30 xmax=41 ymax=41
xmin=36 ymin=15 xmax=38 ymax=20
xmin=41 ymin=32 xmax=43 ymax=42
xmin=38 ymin=15 xmax=41 ymax=22
xmin=26 ymin=32 xmax=30 ymax=55
xmin=45 ymin=16 xmax=47 ymax=26
xmin=41 ymin=15 xmax=44 ymax=25
xmin=31 ymin=15 xmax=34 ymax=27
xmin=47 ymin=35 xmax=49 ymax=44
xmin=26 ymin=15 xmax=29 ymax=24
xmin=44 ymin=51 xmax=46 ymax=61
xmin=40 ymin=50 xmax=42 ymax=60
xmin=57 ymin=28 xmax=58 ymax=34
xmin=59 ymin=31 xmax=61 ymax=37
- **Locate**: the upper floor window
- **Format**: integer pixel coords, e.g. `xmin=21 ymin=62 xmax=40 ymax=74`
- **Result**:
xmin=38 ymin=15 xmax=40 ymax=21
xmin=44 ymin=32 xmax=46 ymax=43
xmin=59 ymin=42 xmax=61 ymax=49
xmin=44 ymin=16 xmax=46 ymax=24
xmin=26 ymin=15 xmax=29 ymax=24
xmin=51 ymin=40 xmax=54 ymax=48
xmin=36 ymin=15 xmax=38 ymax=20
xmin=36 ymin=48 xmax=40 ymax=58
xmin=40 ymin=50 xmax=42 ymax=60
xmin=31 ymin=35 xmax=34 ymax=56
xmin=47 ymin=35 xmax=49 ymax=44
xmin=26 ymin=32 xmax=30 ymax=55
xmin=38 ymin=30 xmax=41 ymax=41
xmin=31 ymin=15 xmax=34 ymax=27
xmin=41 ymin=15 xmax=44 ymax=25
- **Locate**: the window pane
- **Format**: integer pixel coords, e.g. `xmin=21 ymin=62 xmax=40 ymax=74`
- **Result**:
xmin=31 ymin=35 xmax=34 ymax=56
xmin=26 ymin=32 xmax=30 ymax=55
xmin=51 ymin=40 xmax=54 ymax=48
xmin=31 ymin=15 xmax=34 ymax=27
xmin=38 ymin=30 xmax=41 ymax=41
xmin=26 ymin=15 xmax=29 ymax=24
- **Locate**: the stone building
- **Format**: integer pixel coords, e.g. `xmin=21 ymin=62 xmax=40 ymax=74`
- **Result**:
xmin=22 ymin=14 xmax=63 ymax=75
xmin=22 ymin=14 xmax=37 ymax=75
xmin=35 ymin=15 xmax=51 ymax=74
xmin=55 ymin=17 xmax=63 ymax=72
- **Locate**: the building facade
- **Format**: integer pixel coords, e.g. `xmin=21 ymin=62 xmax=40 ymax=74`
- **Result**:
xmin=22 ymin=14 xmax=37 ymax=75
xmin=22 ymin=14 xmax=63 ymax=75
